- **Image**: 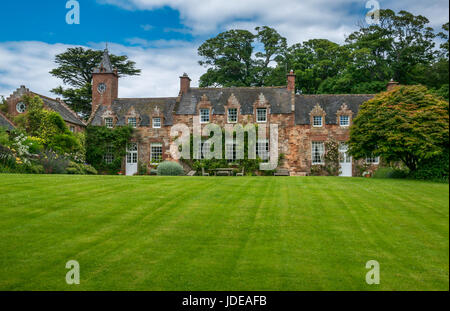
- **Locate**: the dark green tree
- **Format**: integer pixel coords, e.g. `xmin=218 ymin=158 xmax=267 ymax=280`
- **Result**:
xmin=50 ymin=47 xmax=141 ymax=118
xmin=198 ymin=27 xmax=287 ymax=87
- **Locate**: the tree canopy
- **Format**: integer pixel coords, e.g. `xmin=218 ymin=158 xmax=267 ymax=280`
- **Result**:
xmin=348 ymin=85 xmax=449 ymax=172
xmin=50 ymin=47 xmax=141 ymax=118
xmin=198 ymin=9 xmax=449 ymax=98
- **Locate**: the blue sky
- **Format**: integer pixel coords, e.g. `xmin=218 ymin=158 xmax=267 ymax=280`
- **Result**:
xmin=0 ymin=0 xmax=448 ymax=99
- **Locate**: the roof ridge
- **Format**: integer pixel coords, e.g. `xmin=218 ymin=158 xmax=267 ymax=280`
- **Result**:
xmin=87 ymin=104 xmax=101 ymax=125
xmin=31 ymin=92 xmax=86 ymax=126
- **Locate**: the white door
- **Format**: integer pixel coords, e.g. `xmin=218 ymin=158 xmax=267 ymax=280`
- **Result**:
xmin=339 ymin=143 xmax=352 ymax=177
xmin=126 ymin=143 xmax=138 ymax=176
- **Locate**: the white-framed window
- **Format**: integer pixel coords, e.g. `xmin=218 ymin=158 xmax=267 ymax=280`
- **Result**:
xmin=257 ymin=140 xmax=269 ymax=161
xmin=105 ymin=117 xmax=113 ymax=128
xmin=104 ymin=145 xmax=114 ymax=164
xmin=312 ymin=142 xmax=325 ymax=164
xmin=313 ymin=116 xmax=323 ymax=127
xmin=196 ymin=141 xmax=211 ymax=159
xmin=151 ymin=143 xmax=163 ymax=164
xmin=256 ymin=108 xmax=267 ymax=123
xmin=228 ymin=108 xmax=238 ymax=123
xmin=153 ymin=117 xmax=161 ymax=129
xmin=69 ymin=126 xmax=75 ymax=133
xmin=340 ymin=115 xmax=350 ymax=127
xmin=200 ymin=109 xmax=210 ymax=123
xmin=225 ymin=142 xmax=237 ymax=162
xmin=128 ymin=117 xmax=137 ymax=128
xmin=366 ymin=156 xmax=380 ymax=164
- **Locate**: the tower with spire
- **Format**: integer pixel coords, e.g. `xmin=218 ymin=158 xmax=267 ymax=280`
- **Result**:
xmin=91 ymin=48 xmax=119 ymax=115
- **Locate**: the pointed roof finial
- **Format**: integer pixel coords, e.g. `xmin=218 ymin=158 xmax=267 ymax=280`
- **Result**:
xmin=93 ymin=47 xmax=114 ymax=74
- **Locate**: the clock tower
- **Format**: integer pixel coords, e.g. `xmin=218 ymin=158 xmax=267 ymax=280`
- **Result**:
xmin=91 ymin=48 xmax=119 ymax=116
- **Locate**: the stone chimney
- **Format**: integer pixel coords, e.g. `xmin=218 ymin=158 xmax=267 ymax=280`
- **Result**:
xmin=180 ymin=73 xmax=191 ymax=95
xmin=287 ymin=70 xmax=296 ymax=92
xmin=387 ymin=79 xmax=399 ymax=91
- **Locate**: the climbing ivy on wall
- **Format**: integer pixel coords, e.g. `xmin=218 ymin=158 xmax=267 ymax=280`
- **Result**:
xmin=85 ymin=125 xmax=134 ymax=174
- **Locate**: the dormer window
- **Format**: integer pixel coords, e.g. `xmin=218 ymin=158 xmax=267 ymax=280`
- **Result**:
xmin=105 ymin=117 xmax=113 ymax=128
xmin=313 ymin=116 xmax=323 ymax=127
xmin=227 ymin=108 xmax=238 ymax=123
xmin=256 ymin=108 xmax=267 ymax=123
xmin=153 ymin=117 xmax=161 ymax=129
xmin=340 ymin=115 xmax=350 ymax=127
xmin=200 ymin=108 xmax=210 ymax=124
xmin=128 ymin=117 xmax=137 ymax=128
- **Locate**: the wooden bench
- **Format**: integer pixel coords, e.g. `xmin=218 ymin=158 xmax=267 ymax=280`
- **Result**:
xmin=274 ymin=168 xmax=290 ymax=176
xmin=187 ymin=171 xmax=196 ymax=176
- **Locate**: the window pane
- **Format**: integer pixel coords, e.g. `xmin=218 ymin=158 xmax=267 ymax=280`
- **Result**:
xmin=313 ymin=116 xmax=322 ymax=127
xmin=340 ymin=115 xmax=349 ymax=126
xmin=228 ymin=108 xmax=238 ymax=123
xmin=200 ymin=109 xmax=210 ymax=123
xmin=312 ymin=142 xmax=324 ymax=164
xmin=366 ymin=156 xmax=379 ymax=164
xmin=151 ymin=143 xmax=163 ymax=163
xmin=105 ymin=118 xmax=113 ymax=128
xmin=128 ymin=118 xmax=137 ymax=128
xmin=153 ymin=117 xmax=161 ymax=128
xmin=257 ymin=108 xmax=267 ymax=122
xmin=257 ymin=140 xmax=269 ymax=160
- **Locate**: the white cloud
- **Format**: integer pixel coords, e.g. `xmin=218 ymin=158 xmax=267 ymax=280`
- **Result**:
xmin=99 ymin=0 xmax=449 ymax=44
xmin=0 ymin=40 xmax=203 ymax=100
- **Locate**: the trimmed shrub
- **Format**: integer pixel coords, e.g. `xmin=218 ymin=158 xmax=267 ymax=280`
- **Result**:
xmin=373 ymin=167 xmax=409 ymax=179
xmin=157 ymin=161 xmax=185 ymax=176
xmin=67 ymin=161 xmax=98 ymax=175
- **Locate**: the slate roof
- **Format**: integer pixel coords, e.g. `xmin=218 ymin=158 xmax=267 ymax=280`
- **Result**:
xmin=176 ymin=87 xmax=292 ymax=115
xmin=90 ymin=97 xmax=177 ymax=126
xmin=295 ymin=94 xmax=374 ymax=125
xmin=0 ymin=112 xmax=15 ymax=131
xmin=93 ymin=49 xmax=114 ymax=74
xmin=37 ymin=95 xmax=86 ymax=126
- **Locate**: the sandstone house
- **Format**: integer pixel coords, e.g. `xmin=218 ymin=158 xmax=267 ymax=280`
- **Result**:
xmin=3 ymin=49 xmax=390 ymax=176
xmin=88 ymin=49 xmax=386 ymax=176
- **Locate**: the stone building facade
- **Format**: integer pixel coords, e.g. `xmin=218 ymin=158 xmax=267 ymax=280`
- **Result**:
xmin=89 ymin=49 xmax=382 ymax=176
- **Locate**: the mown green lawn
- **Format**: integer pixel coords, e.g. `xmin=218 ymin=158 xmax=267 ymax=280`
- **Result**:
xmin=0 ymin=174 xmax=448 ymax=291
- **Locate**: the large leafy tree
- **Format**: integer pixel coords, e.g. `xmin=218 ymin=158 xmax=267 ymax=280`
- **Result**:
xmin=198 ymin=27 xmax=287 ymax=87
xmin=50 ymin=47 xmax=141 ymax=118
xmin=349 ymin=85 xmax=449 ymax=172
